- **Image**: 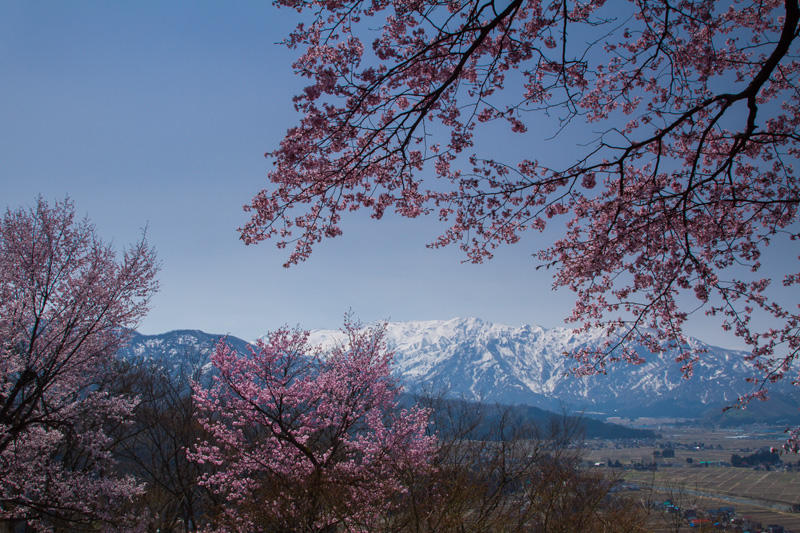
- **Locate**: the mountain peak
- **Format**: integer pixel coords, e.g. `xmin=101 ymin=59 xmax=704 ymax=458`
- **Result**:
xmin=128 ymin=320 xmax=795 ymax=420
xmin=307 ymin=317 xmax=767 ymax=417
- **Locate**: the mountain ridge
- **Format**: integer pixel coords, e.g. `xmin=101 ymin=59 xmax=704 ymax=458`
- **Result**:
xmin=122 ymin=318 xmax=798 ymax=421
xmin=304 ymin=317 xmax=789 ymax=418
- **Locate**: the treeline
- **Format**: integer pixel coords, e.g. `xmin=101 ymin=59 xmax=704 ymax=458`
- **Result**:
xmin=98 ymin=339 xmax=650 ymax=532
xmin=3 ymin=320 xmax=655 ymax=532
xmin=730 ymin=448 xmax=782 ymax=468
xmin=409 ymin=396 xmax=656 ymax=441
xmin=1 ymin=199 xmax=650 ymax=532
xmin=3 ymin=332 xmax=653 ymax=532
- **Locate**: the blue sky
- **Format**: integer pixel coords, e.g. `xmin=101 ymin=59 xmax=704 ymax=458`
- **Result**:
xmin=0 ymin=1 xmax=780 ymax=349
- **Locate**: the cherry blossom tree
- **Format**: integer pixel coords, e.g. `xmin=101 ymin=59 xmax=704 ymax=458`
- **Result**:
xmin=0 ymin=197 xmax=159 ymax=530
xmin=190 ymin=319 xmax=435 ymax=532
xmin=241 ymin=0 xmax=800 ymax=450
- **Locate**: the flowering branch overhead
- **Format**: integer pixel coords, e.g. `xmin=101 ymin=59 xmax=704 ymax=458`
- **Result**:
xmin=242 ymin=0 xmax=800 ymax=451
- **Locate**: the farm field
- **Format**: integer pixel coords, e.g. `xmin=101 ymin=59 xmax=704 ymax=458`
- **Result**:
xmin=623 ymin=469 xmax=800 ymax=531
xmin=582 ymin=424 xmax=800 ymax=531
xmin=630 ymin=486 xmax=800 ymax=533
xmin=622 ymin=468 xmax=800 ymax=508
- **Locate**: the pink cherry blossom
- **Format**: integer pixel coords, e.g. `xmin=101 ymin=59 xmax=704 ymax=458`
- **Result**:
xmin=190 ymin=316 xmax=435 ymax=531
xmin=241 ymin=0 xmax=800 ymax=452
xmin=0 ymin=197 xmax=159 ymax=530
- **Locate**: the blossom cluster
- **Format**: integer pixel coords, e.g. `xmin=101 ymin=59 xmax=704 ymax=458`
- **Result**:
xmin=190 ymin=318 xmax=436 ymax=531
xmin=241 ymin=0 xmax=800 ymax=450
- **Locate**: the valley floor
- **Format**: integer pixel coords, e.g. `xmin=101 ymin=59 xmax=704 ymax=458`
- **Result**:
xmin=583 ymin=425 xmax=800 ymax=532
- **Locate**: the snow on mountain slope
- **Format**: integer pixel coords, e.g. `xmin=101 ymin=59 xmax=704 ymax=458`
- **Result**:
xmin=118 ymin=329 xmax=252 ymax=382
xmin=306 ymin=318 xmax=767 ymax=416
xmin=123 ymin=319 xmax=788 ymax=418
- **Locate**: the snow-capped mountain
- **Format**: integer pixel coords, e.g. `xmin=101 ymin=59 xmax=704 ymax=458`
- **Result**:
xmin=117 ymin=329 xmax=252 ymax=384
xmin=306 ymin=318 xmax=787 ymax=418
xmin=121 ymin=319 xmax=796 ymax=419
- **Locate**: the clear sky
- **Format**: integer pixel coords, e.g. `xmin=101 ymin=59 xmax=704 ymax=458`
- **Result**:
xmin=0 ymin=1 xmax=780 ymax=349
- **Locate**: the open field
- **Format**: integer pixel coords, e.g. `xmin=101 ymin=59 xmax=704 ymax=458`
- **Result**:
xmin=622 ymin=469 xmax=800 ymax=507
xmin=583 ymin=426 xmax=791 ymax=465
xmin=582 ymin=424 xmax=800 ymax=531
